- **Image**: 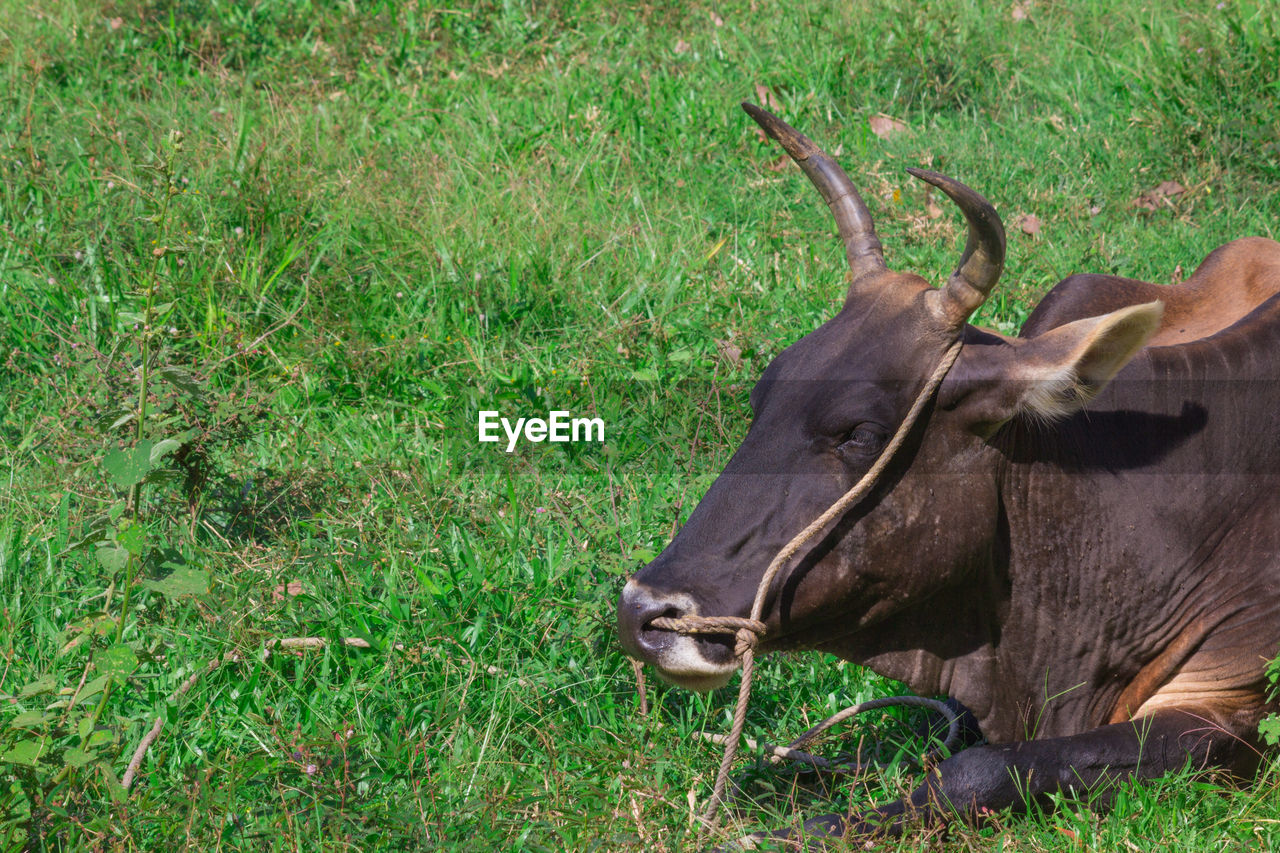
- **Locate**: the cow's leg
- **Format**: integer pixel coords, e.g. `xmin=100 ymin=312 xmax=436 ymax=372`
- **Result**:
xmin=763 ymin=708 xmax=1258 ymax=847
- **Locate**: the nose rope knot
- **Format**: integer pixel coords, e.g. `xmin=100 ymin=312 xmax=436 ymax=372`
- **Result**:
xmin=640 ymin=338 xmax=964 ymax=835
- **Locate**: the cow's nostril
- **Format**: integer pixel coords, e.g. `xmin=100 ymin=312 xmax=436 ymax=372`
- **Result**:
xmin=642 ymin=606 xmax=683 ymax=630
xmin=617 ymin=581 xmax=740 ymax=670
xmin=617 ymin=582 xmax=692 ymax=662
xmin=616 ymin=579 xmax=740 ymax=689
xmin=619 ymin=591 xmax=680 ymax=655
xmin=636 ymin=605 xmax=684 ymax=652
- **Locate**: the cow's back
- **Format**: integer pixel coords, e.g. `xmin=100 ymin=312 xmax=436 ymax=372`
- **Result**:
xmin=1023 ymin=237 xmax=1280 ymax=345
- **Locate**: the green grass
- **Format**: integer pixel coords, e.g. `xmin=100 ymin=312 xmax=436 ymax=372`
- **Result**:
xmin=2 ymin=0 xmax=1279 ymax=849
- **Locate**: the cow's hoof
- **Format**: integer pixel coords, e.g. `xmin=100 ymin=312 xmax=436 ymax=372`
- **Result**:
xmin=800 ymin=813 xmax=847 ymax=838
xmin=726 ymin=813 xmax=848 ymax=851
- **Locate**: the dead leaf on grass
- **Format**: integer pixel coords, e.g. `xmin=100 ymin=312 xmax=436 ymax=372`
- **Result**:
xmin=716 ymin=340 xmax=743 ymax=368
xmin=273 ymin=580 xmax=304 ymax=602
xmin=1131 ymin=180 xmax=1185 ymax=211
xmin=1017 ymin=213 xmax=1042 ymax=236
xmin=1012 ymin=3 xmax=1031 ymax=21
xmin=869 ymin=114 xmax=908 ymax=140
xmin=764 ymin=156 xmax=788 ymax=172
xmin=753 ymin=83 xmax=782 ymax=112
xmin=925 ymin=192 xmax=943 ymax=220
xmin=674 ymin=39 xmax=691 ymax=55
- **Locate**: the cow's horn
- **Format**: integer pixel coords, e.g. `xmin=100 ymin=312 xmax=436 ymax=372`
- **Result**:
xmin=743 ymin=102 xmax=886 ymax=281
xmin=906 ymin=168 xmax=1006 ymax=329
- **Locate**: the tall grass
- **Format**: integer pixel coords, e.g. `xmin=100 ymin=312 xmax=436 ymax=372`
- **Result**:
xmin=2 ymin=0 xmax=1279 ymax=848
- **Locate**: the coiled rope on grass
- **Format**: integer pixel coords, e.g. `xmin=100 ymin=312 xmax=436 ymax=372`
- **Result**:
xmin=647 ymin=338 xmax=965 ymax=833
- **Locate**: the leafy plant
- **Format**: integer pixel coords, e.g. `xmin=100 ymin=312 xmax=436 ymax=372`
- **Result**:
xmin=1261 ymin=656 xmax=1280 ymax=747
xmin=0 ymin=129 xmax=212 ymax=840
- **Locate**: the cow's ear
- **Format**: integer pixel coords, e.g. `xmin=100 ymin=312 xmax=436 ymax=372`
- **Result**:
xmin=941 ymin=301 xmax=1163 ymax=435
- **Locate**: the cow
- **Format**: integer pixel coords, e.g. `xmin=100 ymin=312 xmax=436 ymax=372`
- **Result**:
xmin=616 ymin=102 xmax=1280 ymax=843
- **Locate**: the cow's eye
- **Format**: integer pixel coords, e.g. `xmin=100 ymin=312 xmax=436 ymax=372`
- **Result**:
xmin=837 ymin=424 xmax=889 ymax=457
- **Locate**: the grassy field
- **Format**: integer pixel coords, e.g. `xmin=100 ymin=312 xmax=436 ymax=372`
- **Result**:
xmin=2 ymin=0 xmax=1279 ymax=849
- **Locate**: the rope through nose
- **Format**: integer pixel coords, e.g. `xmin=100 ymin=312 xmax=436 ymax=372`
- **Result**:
xmin=642 ymin=338 xmax=964 ymax=834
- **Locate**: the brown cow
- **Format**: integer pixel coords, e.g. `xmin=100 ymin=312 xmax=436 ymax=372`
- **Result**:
xmin=617 ymin=103 xmax=1280 ymax=842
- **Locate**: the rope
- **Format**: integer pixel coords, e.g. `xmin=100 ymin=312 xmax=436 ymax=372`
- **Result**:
xmin=698 ymin=694 xmax=959 ymax=772
xmin=646 ymin=337 xmax=965 ymax=833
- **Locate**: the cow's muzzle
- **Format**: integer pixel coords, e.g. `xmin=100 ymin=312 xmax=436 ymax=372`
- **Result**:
xmin=616 ymin=579 xmax=740 ymax=691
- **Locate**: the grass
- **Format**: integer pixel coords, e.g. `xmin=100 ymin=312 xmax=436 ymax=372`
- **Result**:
xmin=1 ymin=0 xmax=1279 ymax=848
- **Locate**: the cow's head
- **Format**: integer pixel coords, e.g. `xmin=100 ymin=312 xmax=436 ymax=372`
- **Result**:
xmin=616 ymin=104 xmax=1162 ymax=691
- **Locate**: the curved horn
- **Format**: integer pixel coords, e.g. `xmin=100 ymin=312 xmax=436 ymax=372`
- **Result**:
xmin=743 ymin=102 xmax=886 ymax=280
xmin=907 ymin=168 xmax=1006 ymax=329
